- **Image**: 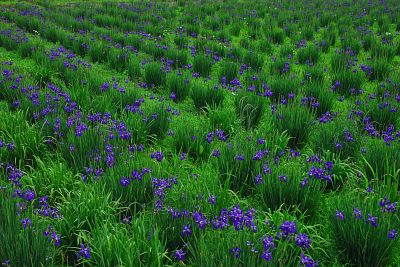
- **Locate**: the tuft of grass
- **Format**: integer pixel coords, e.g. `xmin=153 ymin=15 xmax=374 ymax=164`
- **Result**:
xmin=370 ymin=40 xmax=396 ymax=59
xmin=218 ymin=61 xmax=238 ymax=84
xmin=301 ymin=82 xmax=334 ymax=115
xmin=257 ymin=158 xmax=323 ymax=219
xmin=143 ymin=62 xmax=165 ymax=88
xmin=193 ymin=54 xmax=213 ymax=78
xmin=302 ymin=64 xmax=325 ymax=83
xmin=243 ymin=51 xmax=264 ymax=70
xmin=234 ymin=91 xmax=266 ymax=131
xmin=340 ymin=33 xmax=361 ymax=54
xmin=191 ymin=81 xmax=224 ymax=110
xmin=297 ymin=45 xmax=320 ymax=64
xmin=208 ymin=108 xmax=237 ymax=134
xmin=273 ymin=102 xmax=314 ymax=147
xmin=56 ymin=187 xmax=120 ymax=262
xmin=331 ymin=69 xmax=364 ymax=96
xmin=0 ymin=187 xmax=57 ymax=267
xmin=361 ymin=137 xmax=400 ymax=183
xmin=368 ymin=58 xmax=391 ymax=81
xmin=255 ymin=39 xmax=273 ymax=53
xmin=361 ymin=99 xmax=398 ymax=131
xmin=166 ymin=48 xmax=188 ymax=68
xmin=0 ymin=108 xmax=47 ymax=167
xmin=308 ymin=116 xmax=360 ymax=160
xmin=166 ymin=72 xmax=191 ymax=102
xmin=330 ymin=190 xmax=400 ymax=267
xmin=268 ymin=76 xmax=299 ymax=101
xmin=174 ymin=34 xmax=187 ymax=48
xmin=144 ymin=103 xmax=171 ymax=141
xmin=127 ymin=55 xmax=141 ymax=80
xmin=268 ymin=28 xmax=285 ymax=44
xmin=168 ymin=116 xmax=211 ymax=160
xmin=212 ymin=132 xmax=265 ymax=194
xmin=80 ymin=218 xmax=166 ymax=266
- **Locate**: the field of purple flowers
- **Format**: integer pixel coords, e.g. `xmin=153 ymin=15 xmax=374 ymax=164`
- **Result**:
xmin=0 ymin=0 xmax=399 ymax=266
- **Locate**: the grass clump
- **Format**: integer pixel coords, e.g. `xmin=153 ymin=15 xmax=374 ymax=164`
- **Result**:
xmin=234 ymin=91 xmax=266 ymax=131
xmin=191 ymin=81 xmax=224 ymax=110
xmin=143 ymin=62 xmax=165 ymax=88
xmin=193 ymin=54 xmax=213 ymax=78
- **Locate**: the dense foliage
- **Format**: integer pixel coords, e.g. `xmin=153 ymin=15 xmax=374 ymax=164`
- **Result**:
xmin=1 ymin=0 xmax=400 ymax=266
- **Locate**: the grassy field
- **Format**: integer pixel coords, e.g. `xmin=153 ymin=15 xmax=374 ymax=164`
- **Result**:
xmin=0 ymin=0 xmax=400 ymax=266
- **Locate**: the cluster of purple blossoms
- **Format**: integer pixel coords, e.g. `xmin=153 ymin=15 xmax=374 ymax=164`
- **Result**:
xmin=77 ymin=244 xmax=91 ymax=259
xmin=255 ymin=174 xmax=264 ymax=185
xmin=239 ymin=63 xmax=247 ymax=75
xmin=359 ymin=63 xmax=373 ymax=76
xmin=181 ymin=224 xmax=192 ymax=237
xmin=379 ymin=196 xmax=397 ymax=213
xmin=300 ymin=177 xmax=308 ymax=188
xmin=336 ymin=196 xmax=399 ymax=240
xmin=205 ymin=129 xmax=227 ymax=143
xmin=82 ymin=166 xmax=104 ymax=182
xmin=295 ymin=233 xmax=312 ymax=249
xmin=252 ymin=221 xmax=314 ymax=263
xmin=331 ymin=80 xmax=341 ymax=92
xmin=152 ymin=176 xmax=177 ymax=210
xmin=150 ymin=150 xmax=164 ymax=162
xmin=301 ymin=96 xmax=320 ymax=109
xmin=252 ymin=149 xmax=269 ymax=161
xmin=120 ymin=168 xmax=151 ymax=187
xmin=35 ymin=195 xmax=62 ymax=219
xmin=366 ymin=214 xmax=378 ymax=227
xmin=236 ymin=154 xmax=245 ymax=161
xmin=212 ymin=149 xmax=221 ymax=157
xmin=343 ymin=129 xmax=355 ymax=142
xmin=207 ymin=194 xmax=217 ymax=204
xmin=388 ymin=229 xmax=398 ymax=239
xmin=363 ymin=117 xmax=380 ymax=137
xmin=44 ymin=226 xmax=61 ymax=247
xmin=353 ymin=207 xmax=362 ymax=219
xmin=125 ymin=98 xmax=145 ymax=114
xmin=261 ymin=83 xmax=273 ymax=98
xmin=167 ymin=204 xmax=258 ymax=233
xmin=260 ymin=235 xmax=274 ymax=261
xmin=282 ymin=61 xmax=290 ymax=73
xmin=4 ymin=162 xmax=61 ymax=248
xmin=105 ymin=144 xmax=115 ymax=168
xmin=174 ymin=248 xmax=185 ymax=261
xmin=0 ymin=138 xmax=15 ymax=151
xmin=382 ymin=125 xmax=399 ymax=146
xmin=6 ymin=164 xmax=24 ymax=188
xmin=318 ymin=112 xmax=334 ymax=124
xmin=100 ymin=82 xmax=110 ymax=92
xmin=179 ymin=152 xmax=187 ymax=160
xmin=230 ymin=246 xmax=242 ymax=259
xmin=21 ymin=217 xmax=32 ymax=229
xmin=308 ymin=165 xmax=332 ymax=182
xmin=336 ymin=210 xmax=345 ymax=220
xmin=278 ymin=220 xmax=297 ymax=239
xmin=301 ymin=253 xmax=319 ymax=267
xmin=75 ymin=122 xmax=88 ymax=137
